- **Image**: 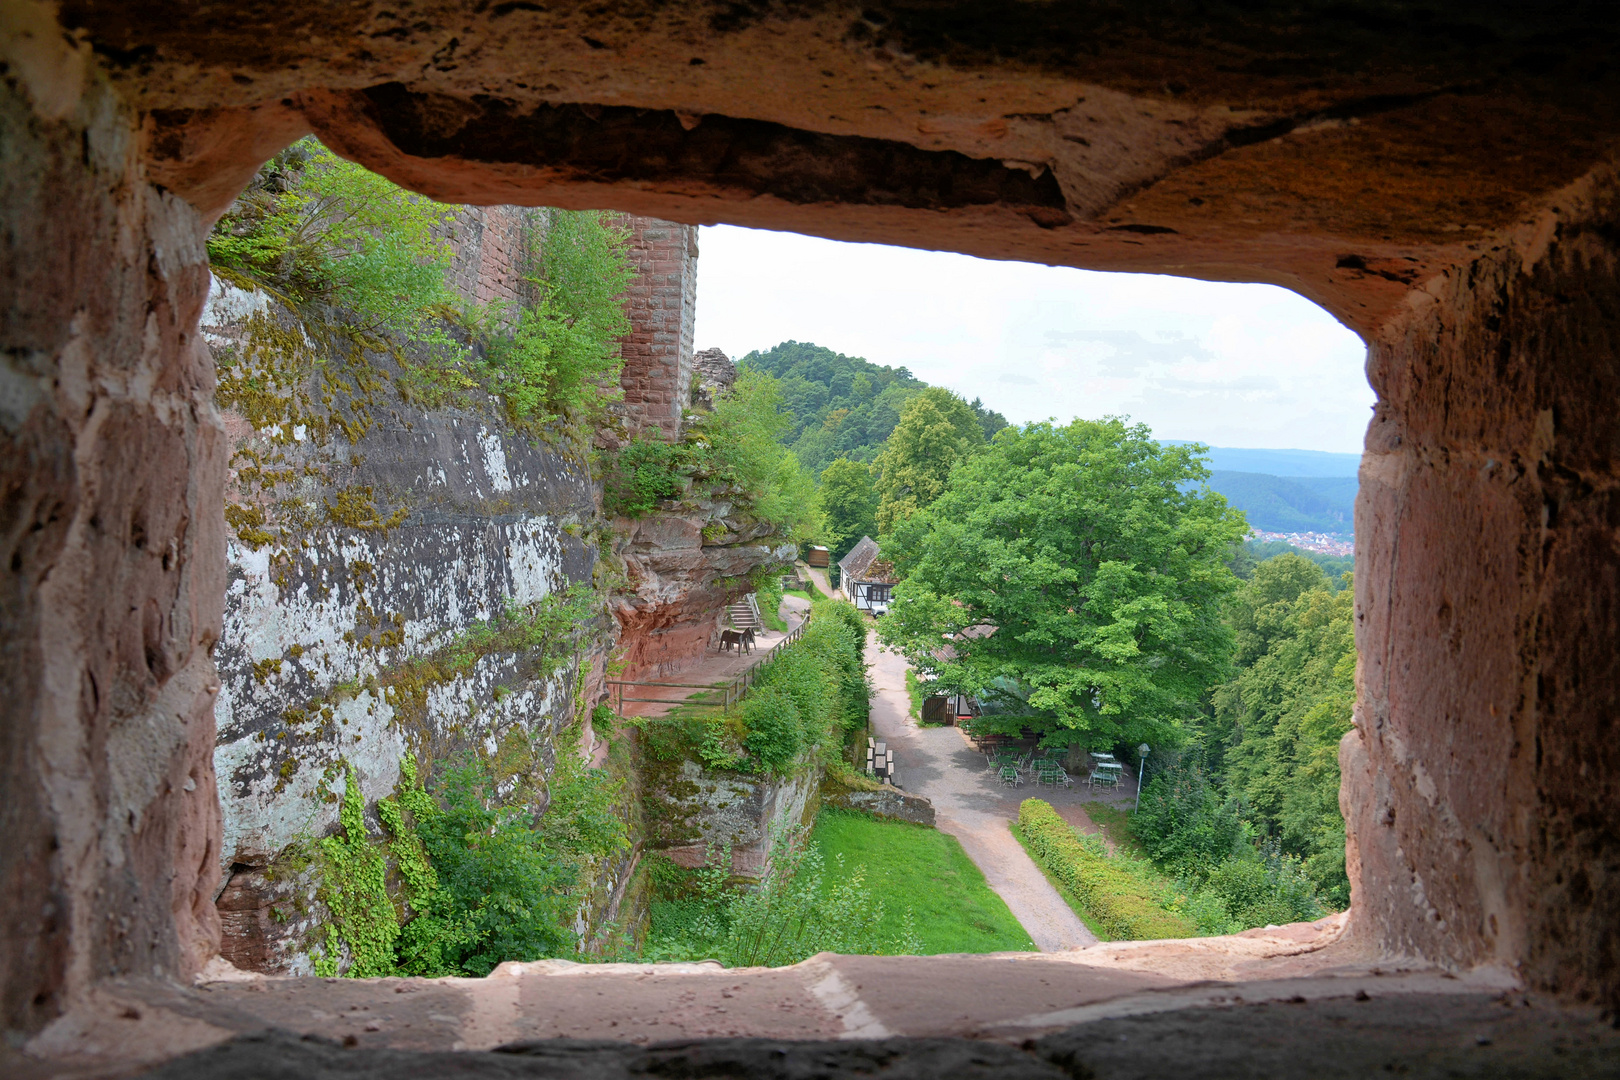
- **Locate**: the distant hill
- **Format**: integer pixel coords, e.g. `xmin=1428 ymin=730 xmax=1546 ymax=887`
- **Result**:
xmin=1163 ymin=441 xmax=1361 ymax=478
xmin=742 ymin=340 xmax=1006 ymax=475
xmin=1205 ymin=471 xmax=1356 ymax=535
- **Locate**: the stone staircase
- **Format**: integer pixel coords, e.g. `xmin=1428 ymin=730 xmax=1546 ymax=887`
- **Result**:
xmin=726 ymin=593 xmax=764 ymax=631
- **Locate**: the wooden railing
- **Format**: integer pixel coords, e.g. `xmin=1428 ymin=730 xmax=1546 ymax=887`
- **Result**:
xmin=607 ymin=611 xmax=812 ymax=716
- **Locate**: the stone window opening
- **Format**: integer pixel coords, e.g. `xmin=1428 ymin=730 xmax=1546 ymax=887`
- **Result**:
xmin=6 ymin=3 xmax=1620 ymax=1073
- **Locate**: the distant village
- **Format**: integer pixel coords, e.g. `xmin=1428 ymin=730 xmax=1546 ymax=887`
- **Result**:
xmin=1250 ymin=529 xmax=1354 ymax=557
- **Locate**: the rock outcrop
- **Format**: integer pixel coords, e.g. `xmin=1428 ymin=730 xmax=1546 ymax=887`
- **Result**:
xmin=610 ymin=346 xmax=795 ymax=682
xmin=202 ymin=267 xmax=600 ymax=972
xmin=823 ymin=788 xmax=937 ymax=829
xmin=644 ymin=758 xmax=822 ymax=877
xmin=690 ymin=347 xmax=737 ymax=411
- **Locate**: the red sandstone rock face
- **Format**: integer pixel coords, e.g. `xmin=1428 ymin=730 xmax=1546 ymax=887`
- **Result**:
xmin=1349 ymin=162 xmax=1620 ymax=1002
xmin=9 ymin=0 xmax=1620 ymax=1037
xmin=1 ymin=24 xmax=223 ymax=1031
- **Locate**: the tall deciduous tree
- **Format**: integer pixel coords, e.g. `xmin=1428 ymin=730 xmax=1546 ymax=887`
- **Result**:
xmin=1206 ymin=555 xmax=1355 ymax=905
xmin=879 ymin=418 xmax=1248 ymax=749
xmin=873 ymin=387 xmax=984 ymax=534
xmin=816 ymin=457 xmax=879 ymax=562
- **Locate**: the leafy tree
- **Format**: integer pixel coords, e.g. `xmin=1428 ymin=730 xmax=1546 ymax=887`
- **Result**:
xmin=968 ymin=396 xmax=1010 ymax=442
xmin=207 ymin=137 xmax=456 ymax=330
xmin=1241 ymin=539 xmax=1353 ymax=588
xmin=816 ymin=458 xmax=879 ymax=562
xmin=701 ymin=369 xmax=820 ymax=541
xmin=872 ymin=387 xmax=984 ymax=534
xmin=1207 ymin=559 xmax=1356 ymax=905
xmin=879 ymin=419 xmax=1248 ymax=750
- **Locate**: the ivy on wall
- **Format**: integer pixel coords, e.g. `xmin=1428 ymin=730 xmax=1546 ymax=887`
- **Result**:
xmin=313 ymin=721 xmax=632 ymax=976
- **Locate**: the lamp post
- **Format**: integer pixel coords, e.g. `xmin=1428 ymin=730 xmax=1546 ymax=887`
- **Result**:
xmin=1135 ymin=743 xmax=1150 ymax=813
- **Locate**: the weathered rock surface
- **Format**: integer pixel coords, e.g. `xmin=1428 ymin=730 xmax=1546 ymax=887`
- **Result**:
xmin=1348 ymin=158 xmax=1620 ymax=1004
xmin=646 ymin=760 xmax=821 ymax=877
xmin=20 ymin=961 xmax=1620 ymax=1080
xmin=690 ymin=347 xmax=737 ymax=412
xmin=0 ymin=20 xmax=223 ymax=1033
xmin=201 ymin=269 xmax=600 ymax=973
xmin=823 ymin=788 xmax=936 ymax=828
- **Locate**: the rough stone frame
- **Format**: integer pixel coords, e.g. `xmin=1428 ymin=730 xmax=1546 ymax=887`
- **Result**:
xmin=5 ymin=0 xmax=1620 ymax=1051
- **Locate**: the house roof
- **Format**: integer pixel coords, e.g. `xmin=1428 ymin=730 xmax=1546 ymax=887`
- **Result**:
xmin=837 ymin=536 xmax=881 ymax=582
xmin=931 ymin=623 xmax=997 ymax=664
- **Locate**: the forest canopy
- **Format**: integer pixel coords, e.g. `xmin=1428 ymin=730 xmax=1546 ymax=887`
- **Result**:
xmin=743 ymin=340 xmax=1005 ymax=476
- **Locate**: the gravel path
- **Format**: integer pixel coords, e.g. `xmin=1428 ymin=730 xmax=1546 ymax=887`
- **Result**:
xmin=865 ymin=631 xmax=1101 ymax=952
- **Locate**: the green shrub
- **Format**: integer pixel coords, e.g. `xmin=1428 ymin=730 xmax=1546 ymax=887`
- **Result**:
xmin=1199 ymin=842 xmax=1323 ymax=928
xmin=1017 ymin=799 xmax=1198 ymax=940
xmin=312 ymin=731 xmax=629 ymax=977
xmin=210 ymin=144 xmax=633 ymax=442
xmin=412 ymin=757 xmax=578 ymax=974
xmin=603 ymin=432 xmax=687 ymax=516
xmin=208 ymin=137 xmax=456 ymax=328
xmin=726 ymin=600 xmax=868 ymax=774
xmin=1131 ymin=763 xmax=1245 ymax=876
xmin=630 ymin=600 xmax=869 ymax=778
xmin=741 ymin=687 xmax=803 ymax=773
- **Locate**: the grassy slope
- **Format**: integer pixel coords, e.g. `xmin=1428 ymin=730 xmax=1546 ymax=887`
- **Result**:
xmin=1082 ymin=801 xmax=1142 ymax=855
xmin=811 ymin=810 xmax=1035 ymax=954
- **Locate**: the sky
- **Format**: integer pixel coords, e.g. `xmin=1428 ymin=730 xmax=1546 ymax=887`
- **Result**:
xmin=692 ymin=225 xmax=1374 ymax=454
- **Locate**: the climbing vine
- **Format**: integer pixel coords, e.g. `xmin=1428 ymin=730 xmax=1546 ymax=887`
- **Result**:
xmin=311 ymin=770 xmax=398 ymax=977
xmin=311 ymin=730 xmax=630 ymax=978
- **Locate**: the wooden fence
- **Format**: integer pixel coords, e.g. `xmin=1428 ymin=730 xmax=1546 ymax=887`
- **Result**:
xmin=606 ymin=611 xmax=812 ymax=716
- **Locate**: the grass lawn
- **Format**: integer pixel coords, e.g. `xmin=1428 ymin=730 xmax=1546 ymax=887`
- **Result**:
xmin=1083 ymin=801 xmax=1148 ymax=857
xmin=811 ymin=809 xmax=1035 ymax=954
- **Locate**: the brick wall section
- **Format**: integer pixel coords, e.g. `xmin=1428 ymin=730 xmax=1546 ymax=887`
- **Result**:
xmin=440 ymin=206 xmax=544 ymax=310
xmin=439 ymin=209 xmax=697 ymax=439
xmin=617 ymin=217 xmax=699 ymax=439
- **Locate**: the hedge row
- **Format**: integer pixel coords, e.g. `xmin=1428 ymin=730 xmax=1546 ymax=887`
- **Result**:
xmin=1017 ymin=798 xmax=1197 ymax=941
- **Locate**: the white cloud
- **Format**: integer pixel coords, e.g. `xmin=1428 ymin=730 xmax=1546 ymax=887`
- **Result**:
xmin=692 ymin=224 xmax=1373 ymax=453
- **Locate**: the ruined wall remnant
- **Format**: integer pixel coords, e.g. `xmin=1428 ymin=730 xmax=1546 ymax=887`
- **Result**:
xmin=617 ymin=218 xmax=698 ymax=440
xmin=442 ymin=205 xmax=542 ymax=310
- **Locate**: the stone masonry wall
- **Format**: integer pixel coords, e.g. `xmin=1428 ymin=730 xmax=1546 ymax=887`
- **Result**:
xmin=617 ymin=218 xmax=698 ymax=439
xmin=442 ymin=206 xmax=543 ymax=311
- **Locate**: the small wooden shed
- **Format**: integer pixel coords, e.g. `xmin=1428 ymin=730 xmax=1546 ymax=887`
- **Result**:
xmin=806 ymin=545 xmax=830 ymax=568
